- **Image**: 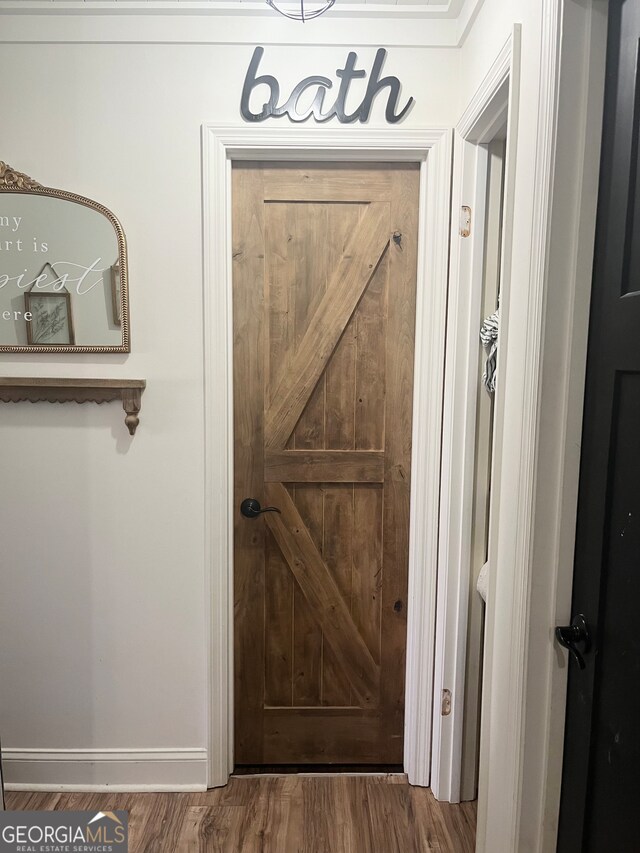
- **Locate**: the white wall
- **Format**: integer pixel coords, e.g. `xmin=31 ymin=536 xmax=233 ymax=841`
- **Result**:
xmin=0 ymin=30 xmax=460 ymax=789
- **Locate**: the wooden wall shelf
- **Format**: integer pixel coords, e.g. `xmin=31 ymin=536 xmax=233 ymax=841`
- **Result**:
xmin=0 ymin=378 xmax=146 ymax=435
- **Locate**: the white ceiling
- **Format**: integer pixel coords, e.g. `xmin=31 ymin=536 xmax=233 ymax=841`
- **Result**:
xmin=0 ymin=0 xmax=472 ymax=19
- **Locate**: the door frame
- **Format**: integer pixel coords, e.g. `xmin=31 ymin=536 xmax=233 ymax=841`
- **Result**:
xmin=431 ymin=28 xmax=520 ymax=804
xmin=471 ymin=4 xmax=608 ymax=851
xmin=202 ymin=124 xmax=452 ymax=788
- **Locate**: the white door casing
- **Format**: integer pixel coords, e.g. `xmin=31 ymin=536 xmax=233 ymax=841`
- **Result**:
xmin=470 ymin=4 xmax=608 ymax=851
xmin=202 ymin=125 xmax=452 ymax=788
xmin=431 ymin=28 xmax=520 ymax=804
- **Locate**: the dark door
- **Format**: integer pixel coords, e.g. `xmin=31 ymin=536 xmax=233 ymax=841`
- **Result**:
xmin=557 ymin=2 xmax=640 ymax=850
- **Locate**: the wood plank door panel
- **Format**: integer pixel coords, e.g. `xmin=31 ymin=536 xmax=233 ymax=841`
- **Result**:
xmin=233 ymin=162 xmax=419 ymax=765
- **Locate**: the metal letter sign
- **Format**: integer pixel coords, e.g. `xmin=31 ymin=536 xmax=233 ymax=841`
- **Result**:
xmin=240 ymin=47 xmax=414 ymax=124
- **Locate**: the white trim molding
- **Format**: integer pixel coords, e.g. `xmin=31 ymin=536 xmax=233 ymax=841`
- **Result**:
xmin=2 ymin=748 xmax=208 ymax=792
xmin=202 ymin=123 xmax=453 ymax=788
xmin=476 ymin=2 xmax=608 ymax=852
xmin=456 ymin=33 xmax=513 ymax=142
xmin=0 ymin=0 xmax=486 ymax=48
xmin=0 ymin=0 xmax=473 ymax=19
xmin=431 ymin=26 xmax=520 ymax=805
xmin=516 ymin=2 xmax=608 ymax=850
xmin=477 ymin=4 xmax=561 ymax=849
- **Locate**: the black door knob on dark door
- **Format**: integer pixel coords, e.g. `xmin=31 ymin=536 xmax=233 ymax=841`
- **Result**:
xmin=240 ymin=498 xmax=282 ymax=519
xmin=555 ymin=614 xmax=591 ymax=670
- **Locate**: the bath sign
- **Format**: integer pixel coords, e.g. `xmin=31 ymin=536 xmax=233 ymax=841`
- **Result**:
xmin=241 ymin=47 xmax=414 ymax=124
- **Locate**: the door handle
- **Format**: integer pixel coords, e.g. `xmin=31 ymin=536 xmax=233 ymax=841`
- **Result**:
xmin=240 ymin=497 xmax=282 ymax=519
xmin=555 ymin=614 xmax=591 ymax=670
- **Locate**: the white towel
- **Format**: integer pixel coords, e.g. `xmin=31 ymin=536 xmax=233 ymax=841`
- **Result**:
xmin=477 ymin=560 xmax=489 ymax=602
xmin=480 ymin=309 xmax=500 ymax=393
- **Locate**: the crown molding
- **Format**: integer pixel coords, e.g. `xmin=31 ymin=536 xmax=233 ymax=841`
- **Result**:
xmin=0 ymin=0 xmax=485 ymax=47
xmin=0 ymin=0 xmax=457 ymax=18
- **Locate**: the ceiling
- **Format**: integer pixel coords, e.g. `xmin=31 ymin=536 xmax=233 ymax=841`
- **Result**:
xmin=0 ymin=0 xmax=472 ymax=19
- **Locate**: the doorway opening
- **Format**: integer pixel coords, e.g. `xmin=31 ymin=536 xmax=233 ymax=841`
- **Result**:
xmin=430 ymin=29 xmax=518 ymax=805
xmin=203 ymin=125 xmax=452 ymax=789
xmin=460 ymin=131 xmax=507 ymax=801
xmin=232 ymin=161 xmax=420 ymax=768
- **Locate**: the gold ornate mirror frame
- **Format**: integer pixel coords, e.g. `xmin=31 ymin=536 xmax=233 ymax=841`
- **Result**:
xmin=0 ymin=161 xmax=130 ymax=353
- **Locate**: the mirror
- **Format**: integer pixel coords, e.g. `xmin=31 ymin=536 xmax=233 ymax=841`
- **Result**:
xmin=0 ymin=161 xmax=130 ymax=353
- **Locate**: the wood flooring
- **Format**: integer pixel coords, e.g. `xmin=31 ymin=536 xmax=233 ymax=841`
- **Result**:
xmin=6 ymin=774 xmax=476 ymax=852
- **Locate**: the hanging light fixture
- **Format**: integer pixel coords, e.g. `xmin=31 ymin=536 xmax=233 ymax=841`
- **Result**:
xmin=266 ymin=0 xmax=335 ymax=22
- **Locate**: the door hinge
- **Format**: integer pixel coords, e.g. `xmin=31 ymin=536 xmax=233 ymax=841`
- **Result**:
xmin=460 ymin=205 xmax=471 ymax=238
xmin=441 ymin=688 xmax=452 ymax=716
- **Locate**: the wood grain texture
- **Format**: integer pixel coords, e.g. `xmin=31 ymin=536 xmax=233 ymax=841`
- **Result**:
xmin=322 ymin=485 xmax=355 ymax=706
xmin=264 ymin=451 xmax=384 ymax=483
xmin=352 ymin=485 xmax=384 ymax=663
xmin=324 ymin=202 xmax=359 ymax=454
xmin=262 ymin=710 xmax=384 ymax=764
xmin=0 ymin=378 xmax=146 ymax=435
xmin=232 ymin=165 xmax=267 ymax=762
xmin=265 ymin=483 xmax=380 ymax=708
xmin=292 ymin=485 xmax=323 ymax=707
xmin=234 ymin=163 xmax=419 ymax=764
xmin=263 ymin=162 xmax=394 ymax=202
xmin=355 ymin=247 xmax=387 ymax=452
xmin=263 ymin=199 xmax=296 ymax=710
xmin=380 ymin=166 xmax=419 ymax=749
xmin=264 ymin=526 xmax=294 ymax=707
xmin=265 ymin=201 xmax=390 ymax=451
xmin=5 ymin=778 xmax=476 ymax=853
xmin=290 ymin=201 xmax=328 ymax=453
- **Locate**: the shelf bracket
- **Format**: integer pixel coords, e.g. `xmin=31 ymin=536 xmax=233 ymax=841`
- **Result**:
xmin=0 ymin=378 xmax=146 ymax=435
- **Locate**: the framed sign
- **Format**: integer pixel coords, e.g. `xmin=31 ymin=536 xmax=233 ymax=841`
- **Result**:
xmin=24 ymin=288 xmax=75 ymax=347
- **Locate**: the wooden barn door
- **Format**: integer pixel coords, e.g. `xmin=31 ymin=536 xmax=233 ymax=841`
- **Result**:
xmin=233 ymin=162 xmax=419 ymax=765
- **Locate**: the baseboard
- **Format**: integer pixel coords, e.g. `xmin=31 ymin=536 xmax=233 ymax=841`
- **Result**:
xmin=2 ymin=748 xmax=208 ymax=792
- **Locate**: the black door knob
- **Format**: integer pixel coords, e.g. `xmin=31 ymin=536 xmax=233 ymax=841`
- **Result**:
xmin=240 ymin=498 xmax=282 ymax=519
xmin=555 ymin=614 xmax=591 ymax=670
